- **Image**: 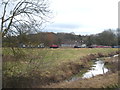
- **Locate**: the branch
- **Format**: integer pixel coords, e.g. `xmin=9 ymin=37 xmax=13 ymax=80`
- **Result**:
xmin=1 ymin=1 xmax=9 ymax=32
xmin=2 ymin=0 xmax=51 ymax=37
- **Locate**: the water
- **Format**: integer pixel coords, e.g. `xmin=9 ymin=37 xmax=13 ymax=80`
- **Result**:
xmin=113 ymin=54 xmax=119 ymax=57
xmin=82 ymin=60 xmax=108 ymax=78
xmin=82 ymin=54 xmax=119 ymax=79
xmin=67 ymin=59 xmax=109 ymax=82
xmin=67 ymin=54 xmax=119 ymax=82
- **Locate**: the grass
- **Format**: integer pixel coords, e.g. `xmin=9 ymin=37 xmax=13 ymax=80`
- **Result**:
xmin=44 ymin=72 xmax=118 ymax=88
xmin=67 ymin=60 xmax=95 ymax=80
xmin=2 ymin=48 xmax=118 ymax=87
xmin=3 ymin=48 xmax=118 ymax=76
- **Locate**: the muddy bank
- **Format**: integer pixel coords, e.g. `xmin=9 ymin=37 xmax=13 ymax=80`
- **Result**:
xmin=43 ymin=54 xmax=119 ymax=88
xmin=104 ymin=54 xmax=119 ymax=73
xmin=39 ymin=51 xmax=119 ymax=87
xmin=43 ymin=72 xmax=118 ymax=88
xmin=3 ymin=51 xmax=119 ymax=88
xmin=45 ymin=52 xmax=118 ymax=82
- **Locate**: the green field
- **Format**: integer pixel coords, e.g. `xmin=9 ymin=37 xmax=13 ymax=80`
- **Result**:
xmin=3 ymin=48 xmax=118 ymax=74
xmin=2 ymin=48 xmax=118 ymax=88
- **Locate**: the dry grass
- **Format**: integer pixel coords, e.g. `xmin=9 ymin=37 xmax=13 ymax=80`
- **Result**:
xmin=43 ymin=55 xmax=119 ymax=88
xmin=43 ymin=72 xmax=118 ymax=88
xmin=3 ymin=48 xmax=119 ymax=88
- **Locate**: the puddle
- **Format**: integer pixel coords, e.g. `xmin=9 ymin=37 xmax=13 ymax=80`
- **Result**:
xmin=82 ymin=60 xmax=108 ymax=78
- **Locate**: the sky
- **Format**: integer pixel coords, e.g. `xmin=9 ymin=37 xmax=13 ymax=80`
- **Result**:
xmin=44 ymin=0 xmax=119 ymax=35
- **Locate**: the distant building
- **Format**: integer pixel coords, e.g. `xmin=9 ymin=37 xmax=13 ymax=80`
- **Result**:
xmin=38 ymin=43 xmax=44 ymax=48
xmin=19 ymin=43 xmax=45 ymax=48
xmin=81 ymin=44 xmax=87 ymax=48
xmin=61 ymin=43 xmax=75 ymax=47
xmin=61 ymin=40 xmax=82 ymax=47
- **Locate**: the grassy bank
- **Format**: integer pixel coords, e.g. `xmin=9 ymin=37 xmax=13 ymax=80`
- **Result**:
xmin=43 ymin=72 xmax=119 ymax=88
xmin=43 ymin=54 xmax=119 ymax=88
xmin=3 ymin=48 xmax=118 ymax=88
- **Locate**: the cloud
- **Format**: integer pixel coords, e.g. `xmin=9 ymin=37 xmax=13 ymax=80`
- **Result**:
xmin=47 ymin=23 xmax=83 ymax=29
xmin=46 ymin=0 xmax=119 ymax=35
xmin=44 ymin=23 xmax=79 ymax=33
xmin=44 ymin=23 xmax=104 ymax=35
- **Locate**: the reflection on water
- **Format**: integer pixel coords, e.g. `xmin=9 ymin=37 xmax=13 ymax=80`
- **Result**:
xmin=113 ymin=54 xmax=119 ymax=57
xmin=66 ymin=60 xmax=109 ymax=82
xmin=82 ymin=60 xmax=108 ymax=78
xmin=67 ymin=55 xmax=118 ymax=82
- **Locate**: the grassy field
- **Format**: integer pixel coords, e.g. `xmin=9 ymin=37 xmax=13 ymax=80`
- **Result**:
xmin=3 ymin=48 xmax=118 ymax=75
xmin=2 ymin=48 xmax=119 ymax=88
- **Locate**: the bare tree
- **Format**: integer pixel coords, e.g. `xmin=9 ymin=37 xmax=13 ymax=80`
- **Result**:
xmin=0 ymin=0 xmax=51 ymax=37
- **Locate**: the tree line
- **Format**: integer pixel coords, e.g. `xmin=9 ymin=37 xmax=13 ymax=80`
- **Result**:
xmin=84 ymin=29 xmax=119 ymax=46
xmin=2 ymin=29 xmax=120 ymax=47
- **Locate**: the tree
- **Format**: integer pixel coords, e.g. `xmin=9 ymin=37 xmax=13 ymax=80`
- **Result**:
xmin=44 ymin=32 xmax=58 ymax=46
xmin=0 ymin=0 xmax=51 ymax=38
xmin=95 ymin=29 xmax=117 ymax=46
xmin=116 ymin=28 xmax=120 ymax=45
xmin=86 ymin=35 xmax=93 ymax=46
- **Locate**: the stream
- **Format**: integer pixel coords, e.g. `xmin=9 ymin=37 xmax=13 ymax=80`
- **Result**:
xmin=66 ymin=54 xmax=118 ymax=82
xmin=82 ymin=60 xmax=108 ymax=78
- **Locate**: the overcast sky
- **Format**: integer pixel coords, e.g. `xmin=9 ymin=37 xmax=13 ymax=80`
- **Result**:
xmin=44 ymin=0 xmax=119 ymax=35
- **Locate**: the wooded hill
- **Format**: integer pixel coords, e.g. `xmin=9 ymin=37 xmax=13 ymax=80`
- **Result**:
xmin=3 ymin=29 xmax=120 ymax=47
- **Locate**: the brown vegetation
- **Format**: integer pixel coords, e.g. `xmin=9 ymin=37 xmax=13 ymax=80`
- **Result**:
xmin=43 ymin=72 xmax=118 ymax=88
xmin=3 ymin=49 xmax=119 ymax=88
xmin=42 ymin=53 xmax=119 ymax=88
